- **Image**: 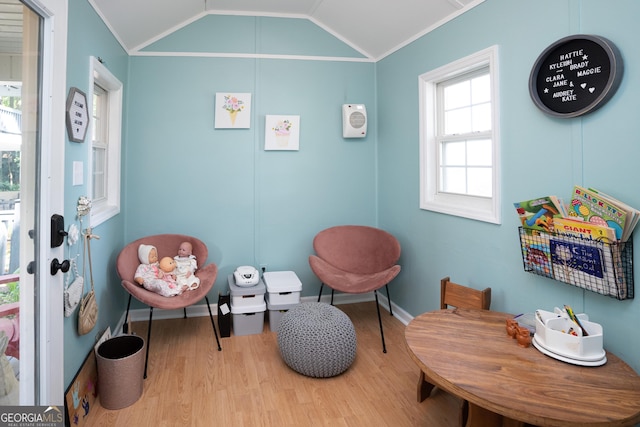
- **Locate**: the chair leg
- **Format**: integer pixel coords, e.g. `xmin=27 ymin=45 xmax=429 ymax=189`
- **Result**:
xmin=183 ymin=307 xmax=187 ymax=319
xmin=317 ymin=283 xmax=324 ymax=302
xmin=123 ymin=294 xmax=132 ymax=334
xmin=143 ymin=307 xmax=154 ymax=379
xmin=385 ymin=284 xmax=393 ymax=316
xmin=205 ymin=296 xmax=222 ymax=351
xmin=330 ymin=289 xmax=335 ymax=305
xmin=374 ymin=290 xmax=387 ymax=353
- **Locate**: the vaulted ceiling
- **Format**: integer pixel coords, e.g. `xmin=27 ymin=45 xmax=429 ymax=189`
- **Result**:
xmin=90 ymin=0 xmax=484 ymax=60
xmin=0 ymin=0 xmax=484 ymax=64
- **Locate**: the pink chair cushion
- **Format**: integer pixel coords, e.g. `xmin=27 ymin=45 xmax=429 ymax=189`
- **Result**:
xmin=309 ymin=255 xmax=401 ymax=294
xmin=116 ymin=234 xmax=217 ymax=310
xmin=309 ymin=225 xmax=401 ymax=293
xmin=0 ymin=302 xmax=19 ymax=359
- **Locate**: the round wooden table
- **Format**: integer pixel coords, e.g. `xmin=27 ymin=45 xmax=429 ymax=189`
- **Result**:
xmin=405 ymin=308 xmax=640 ymax=427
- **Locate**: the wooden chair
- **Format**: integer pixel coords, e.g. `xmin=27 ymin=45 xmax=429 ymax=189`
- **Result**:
xmin=417 ymin=276 xmax=491 ymax=426
xmin=440 ymin=276 xmax=491 ymax=312
xmin=116 ymin=234 xmax=222 ymax=378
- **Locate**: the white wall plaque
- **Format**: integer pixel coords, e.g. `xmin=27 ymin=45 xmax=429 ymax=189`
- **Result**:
xmin=66 ymin=87 xmax=89 ymax=142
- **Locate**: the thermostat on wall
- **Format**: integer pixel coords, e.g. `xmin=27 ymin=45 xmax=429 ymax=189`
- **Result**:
xmin=342 ymin=104 xmax=367 ymax=138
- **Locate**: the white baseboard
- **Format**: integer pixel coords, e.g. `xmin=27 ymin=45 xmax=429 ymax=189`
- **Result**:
xmin=114 ymin=291 xmax=413 ymax=336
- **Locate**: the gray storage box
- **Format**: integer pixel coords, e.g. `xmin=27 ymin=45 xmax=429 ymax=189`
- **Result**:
xmin=266 ymin=294 xmax=299 ymax=333
xmin=231 ymin=301 xmax=266 ymax=336
xmin=227 ymin=274 xmax=266 ymax=307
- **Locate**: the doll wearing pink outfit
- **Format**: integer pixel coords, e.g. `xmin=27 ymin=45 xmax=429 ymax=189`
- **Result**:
xmin=134 ymin=244 xmax=181 ymax=297
xmin=174 ymin=241 xmax=200 ymax=291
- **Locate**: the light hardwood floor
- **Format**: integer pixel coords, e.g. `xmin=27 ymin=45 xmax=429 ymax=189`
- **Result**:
xmin=88 ymin=301 xmax=462 ymax=426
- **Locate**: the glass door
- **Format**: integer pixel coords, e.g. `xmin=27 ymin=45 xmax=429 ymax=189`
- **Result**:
xmin=1 ymin=0 xmax=66 ymax=405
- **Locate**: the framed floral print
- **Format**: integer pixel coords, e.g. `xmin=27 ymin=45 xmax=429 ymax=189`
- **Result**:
xmin=265 ymin=115 xmax=300 ymax=151
xmin=215 ymin=93 xmax=251 ymax=128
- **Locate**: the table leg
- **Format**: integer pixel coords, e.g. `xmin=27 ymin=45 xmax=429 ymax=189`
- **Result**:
xmin=466 ymin=403 xmax=524 ymax=427
xmin=417 ymin=371 xmax=435 ymax=402
xmin=502 ymin=418 xmax=526 ymax=427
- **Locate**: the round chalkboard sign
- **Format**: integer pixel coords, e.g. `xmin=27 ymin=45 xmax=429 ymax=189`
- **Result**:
xmin=529 ymin=35 xmax=623 ymax=118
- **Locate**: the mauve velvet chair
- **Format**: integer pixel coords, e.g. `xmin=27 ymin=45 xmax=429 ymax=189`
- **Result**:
xmin=0 ymin=302 xmax=19 ymax=360
xmin=309 ymin=225 xmax=401 ymax=353
xmin=116 ymin=234 xmax=221 ymax=378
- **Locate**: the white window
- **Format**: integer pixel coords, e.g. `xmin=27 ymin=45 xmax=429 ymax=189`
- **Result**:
xmin=89 ymin=57 xmax=122 ymax=226
xmin=419 ymin=46 xmax=501 ymax=224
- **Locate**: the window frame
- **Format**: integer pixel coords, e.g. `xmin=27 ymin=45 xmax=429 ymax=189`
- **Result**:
xmin=88 ymin=56 xmax=122 ymax=226
xmin=92 ymin=83 xmax=108 ymax=202
xmin=419 ymin=46 xmax=501 ymax=224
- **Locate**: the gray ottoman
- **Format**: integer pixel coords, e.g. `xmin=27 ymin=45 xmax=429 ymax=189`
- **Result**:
xmin=277 ymin=302 xmax=357 ymax=378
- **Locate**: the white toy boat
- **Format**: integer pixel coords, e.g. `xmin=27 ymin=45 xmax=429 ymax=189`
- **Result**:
xmin=532 ymin=308 xmax=606 ymax=366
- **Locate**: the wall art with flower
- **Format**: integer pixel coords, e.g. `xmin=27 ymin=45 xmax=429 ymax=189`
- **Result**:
xmin=265 ymin=115 xmax=300 ymax=151
xmin=215 ymin=93 xmax=252 ymax=128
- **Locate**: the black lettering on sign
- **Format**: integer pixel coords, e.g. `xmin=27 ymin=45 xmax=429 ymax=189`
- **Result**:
xmin=529 ymin=35 xmax=623 ymax=118
xmin=65 ymin=87 xmax=89 ymax=142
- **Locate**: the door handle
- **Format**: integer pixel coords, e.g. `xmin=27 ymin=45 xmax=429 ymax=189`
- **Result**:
xmin=51 ymin=214 xmax=68 ymax=248
xmin=51 ymin=258 xmax=70 ymax=275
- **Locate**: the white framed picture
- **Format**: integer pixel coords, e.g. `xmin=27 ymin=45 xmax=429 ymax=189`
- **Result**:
xmin=215 ymin=93 xmax=251 ymax=128
xmin=265 ymin=115 xmax=300 ymax=151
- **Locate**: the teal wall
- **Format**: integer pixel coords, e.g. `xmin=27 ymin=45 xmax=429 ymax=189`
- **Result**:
xmin=64 ymin=0 xmax=640 ymax=388
xmin=124 ymin=56 xmax=376 ymax=289
xmin=63 ymin=1 xmax=375 ymax=386
xmin=377 ymin=0 xmax=640 ymax=371
xmin=63 ymin=0 xmax=128 ymax=388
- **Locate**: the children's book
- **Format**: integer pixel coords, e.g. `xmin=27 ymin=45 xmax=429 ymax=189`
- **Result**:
xmin=569 ymin=186 xmax=628 ymax=241
xmin=549 ymin=235 xmax=613 ymax=296
xmin=519 ymin=232 xmax=553 ymax=278
xmin=553 ymin=217 xmax=617 ymax=243
xmin=585 ymin=187 xmax=640 ymax=242
xmin=514 ymin=196 xmax=566 ymax=233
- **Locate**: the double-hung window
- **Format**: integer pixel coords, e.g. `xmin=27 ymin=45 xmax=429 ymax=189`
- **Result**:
xmin=89 ymin=56 xmax=122 ymax=226
xmin=419 ymin=46 xmax=500 ymax=224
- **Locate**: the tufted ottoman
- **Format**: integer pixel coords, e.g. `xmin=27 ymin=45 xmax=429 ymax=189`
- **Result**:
xmin=277 ymin=302 xmax=357 ymax=378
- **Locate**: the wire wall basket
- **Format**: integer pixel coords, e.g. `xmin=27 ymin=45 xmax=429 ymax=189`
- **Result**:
xmin=518 ymin=227 xmax=634 ymax=300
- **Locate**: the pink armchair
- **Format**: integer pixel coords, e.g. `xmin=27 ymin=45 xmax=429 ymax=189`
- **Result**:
xmin=0 ymin=301 xmax=19 ymax=360
xmin=309 ymin=225 xmax=401 ymax=353
xmin=0 ymin=274 xmax=20 ymax=361
xmin=116 ymin=234 xmax=221 ymax=378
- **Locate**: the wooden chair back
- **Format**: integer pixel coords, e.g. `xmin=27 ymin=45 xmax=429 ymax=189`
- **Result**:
xmin=440 ymin=276 xmax=491 ymax=310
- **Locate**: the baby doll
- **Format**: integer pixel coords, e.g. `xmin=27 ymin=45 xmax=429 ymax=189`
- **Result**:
xmin=173 ymin=241 xmax=200 ymax=291
xmin=159 ymin=256 xmax=178 ymax=287
xmin=134 ymin=244 xmax=181 ymax=297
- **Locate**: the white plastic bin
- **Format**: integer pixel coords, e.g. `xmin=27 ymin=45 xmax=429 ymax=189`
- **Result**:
xmin=263 ymin=271 xmax=302 ymax=305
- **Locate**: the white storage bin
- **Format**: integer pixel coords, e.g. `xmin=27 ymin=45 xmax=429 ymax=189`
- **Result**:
xmin=533 ymin=309 xmax=605 ymax=363
xmin=231 ymin=301 xmax=266 ymax=336
xmin=263 ymin=271 xmax=302 ymax=305
xmin=228 ymin=274 xmax=266 ymax=307
xmin=266 ymin=294 xmax=299 ymax=333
